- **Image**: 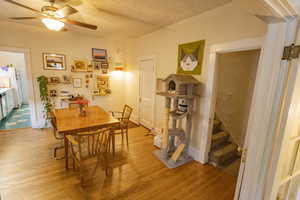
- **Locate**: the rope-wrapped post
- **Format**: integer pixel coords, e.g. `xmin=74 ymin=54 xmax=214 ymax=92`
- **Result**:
xmin=161 ymin=97 xmax=171 ymax=158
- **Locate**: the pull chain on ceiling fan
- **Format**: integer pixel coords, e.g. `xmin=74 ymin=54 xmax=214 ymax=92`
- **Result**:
xmin=4 ymin=0 xmax=97 ymax=31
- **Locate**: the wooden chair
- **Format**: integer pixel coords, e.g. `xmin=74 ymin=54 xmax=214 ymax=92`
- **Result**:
xmin=110 ymin=105 xmax=133 ymax=155
xmin=49 ymin=111 xmax=64 ymax=160
xmin=66 ymin=129 xmax=110 ymax=185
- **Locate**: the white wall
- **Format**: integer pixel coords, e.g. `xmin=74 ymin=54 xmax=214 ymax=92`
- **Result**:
xmin=0 ymin=21 xmax=129 ymax=127
xmin=125 ymin=2 xmax=267 ymax=159
xmin=216 ymin=49 xmax=260 ymax=147
xmin=0 ymin=51 xmax=29 ymax=104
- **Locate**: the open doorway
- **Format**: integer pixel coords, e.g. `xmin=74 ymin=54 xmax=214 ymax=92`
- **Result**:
xmin=209 ymin=49 xmax=261 ymax=177
xmin=0 ymin=51 xmax=31 ymax=130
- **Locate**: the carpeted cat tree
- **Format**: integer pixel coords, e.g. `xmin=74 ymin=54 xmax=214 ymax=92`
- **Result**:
xmin=154 ymin=74 xmax=200 ymax=168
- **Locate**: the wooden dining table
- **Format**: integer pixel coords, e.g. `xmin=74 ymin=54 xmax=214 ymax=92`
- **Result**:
xmin=54 ymin=105 xmax=119 ymax=169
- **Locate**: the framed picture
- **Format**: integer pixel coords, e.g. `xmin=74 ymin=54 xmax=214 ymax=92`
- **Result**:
xmin=73 ymin=59 xmax=88 ymax=72
xmin=93 ymin=61 xmax=102 ymax=71
xmin=177 ymin=40 xmax=205 ymax=75
xmin=43 ymin=53 xmax=66 ymax=70
xmin=49 ymin=77 xmax=60 ymax=84
xmin=101 ymin=62 xmax=109 ymax=69
xmin=92 ymin=48 xmax=107 ymax=62
xmin=102 ymin=69 xmax=108 ymax=74
xmin=87 ymin=64 xmax=93 ymax=72
xmin=62 ymin=75 xmax=71 ymax=83
xmin=91 ymin=89 xmax=100 ymax=95
xmin=72 ymin=78 xmax=82 ymax=88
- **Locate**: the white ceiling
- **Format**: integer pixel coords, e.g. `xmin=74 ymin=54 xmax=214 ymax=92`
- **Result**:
xmin=0 ymin=0 xmax=232 ymax=38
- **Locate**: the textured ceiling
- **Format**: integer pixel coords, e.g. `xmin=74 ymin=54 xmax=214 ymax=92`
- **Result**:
xmin=0 ymin=0 xmax=232 ymax=38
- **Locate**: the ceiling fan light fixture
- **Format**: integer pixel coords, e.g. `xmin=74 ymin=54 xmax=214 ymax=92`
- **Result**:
xmin=41 ymin=18 xmax=64 ymax=31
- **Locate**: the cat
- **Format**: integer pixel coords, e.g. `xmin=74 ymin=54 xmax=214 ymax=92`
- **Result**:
xmin=180 ymin=47 xmax=199 ymax=71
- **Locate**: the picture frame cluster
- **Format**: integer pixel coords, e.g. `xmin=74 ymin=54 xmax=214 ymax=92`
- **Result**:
xmin=43 ymin=48 xmax=110 ymax=74
xmin=43 ymin=48 xmax=112 ymax=99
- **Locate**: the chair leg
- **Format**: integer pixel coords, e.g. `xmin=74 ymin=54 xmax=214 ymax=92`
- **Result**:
xmin=108 ymin=134 xmax=112 ymax=153
xmin=121 ymin=131 xmax=124 ymax=143
xmin=54 ymin=146 xmax=65 ymax=160
xmin=112 ymin=133 xmax=115 ymax=156
xmin=126 ymin=129 xmax=129 ymax=147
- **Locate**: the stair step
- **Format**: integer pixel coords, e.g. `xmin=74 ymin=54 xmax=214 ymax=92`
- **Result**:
xmin=210 ymin=143 xmax=238 ymax=165
xmin=211 ymin=131 xmax=229 ymax=149
xmin=213 ymin=119 xmax=222 ymax=133
xmin=213 ymin=119 xmax=221 ymax=126
xmin=212 ymin=131 xmax=228 ymax=140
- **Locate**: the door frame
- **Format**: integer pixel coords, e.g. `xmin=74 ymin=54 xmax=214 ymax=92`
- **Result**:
xmin=199 ymin=37 xmax=264 ymax=164
xmin=0 ymin=46 xmax=38 ymax=128
xmin=138 ymin=55 xmax=157 ymax=131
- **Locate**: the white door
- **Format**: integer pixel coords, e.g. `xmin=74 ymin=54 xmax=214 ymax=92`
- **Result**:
xmin=139 ymin=57 xmax=156 ymax=129
xmin=267 ymin=21 xmax=300 ymax=200
xmin=239 ymin=19 xmax=300 ymax=200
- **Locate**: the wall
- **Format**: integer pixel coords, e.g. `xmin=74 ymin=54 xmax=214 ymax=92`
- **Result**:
xmin=0 ymin=51 xmax=29 ymax=104
xmin=216 ymin=49 xmax=260 ymax=147
xmin=125 ymin=2 xmax=267 ymax=159
xmin=0 ymin=21 xmax=129 ymax=127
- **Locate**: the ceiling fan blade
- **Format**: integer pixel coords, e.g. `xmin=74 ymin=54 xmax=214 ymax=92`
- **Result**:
xmin=61 ymin=19 xmax=97 ymax=30
xmin=10 ymin=17 xmax=38 ymax=20
xmin=55 ymin=5 xmax=78 ymax=18
xmin=3 ymin=0 xmax=41 ymax=13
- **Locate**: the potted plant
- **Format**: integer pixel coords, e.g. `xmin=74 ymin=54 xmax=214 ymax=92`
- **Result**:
xmin=37 ymin=75 xmax=52 ymax=126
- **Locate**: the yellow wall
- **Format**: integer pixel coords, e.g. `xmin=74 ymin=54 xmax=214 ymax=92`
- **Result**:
xmin=125 ymin=2 xmax=267 ymax=156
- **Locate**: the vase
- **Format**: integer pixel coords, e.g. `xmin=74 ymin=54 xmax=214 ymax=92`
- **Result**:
xmin=79 ymin=104 xmax=86 ymax=117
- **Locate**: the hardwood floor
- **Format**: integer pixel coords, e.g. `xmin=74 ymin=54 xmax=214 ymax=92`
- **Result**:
xmin=0 ymin=126 xmax=236 ymax=200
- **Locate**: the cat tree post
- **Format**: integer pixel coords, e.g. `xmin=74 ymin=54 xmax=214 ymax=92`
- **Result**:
xmin=169 ymin=98 xmax=178 ymax=151
xmin=162 ymin=97 xmax=171 ymax=158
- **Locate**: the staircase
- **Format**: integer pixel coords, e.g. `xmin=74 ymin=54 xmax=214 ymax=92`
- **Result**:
xmin=209 ymin=116 xmax=240 ymax=167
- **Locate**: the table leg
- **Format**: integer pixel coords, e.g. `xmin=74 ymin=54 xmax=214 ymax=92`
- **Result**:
xmin=112 ymin=133 xmax=115 ymax=156
xmin=64 ymin=134 xmax=69 ymax=170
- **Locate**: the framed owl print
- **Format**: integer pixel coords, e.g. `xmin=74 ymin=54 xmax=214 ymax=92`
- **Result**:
xmin=177 ymin=40 xmax=205 ymax=75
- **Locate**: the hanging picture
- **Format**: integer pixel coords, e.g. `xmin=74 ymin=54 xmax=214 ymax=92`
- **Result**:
xmin=72 ymin=59 xmax=88 ymax=72
xmin=95 ymin=75 xmax=111 ymax=96
xmin=72 ymin=78 xmax=82 ymax=88
xmin=87 ymin=64 xmax=93 ymax=72
xmin=62 ymin=75 xmax=71 ymax=84
xmin=43 ymin=53 xmax=66 ymax=70
xmin=177 ymin=40 xmax=205 ymax=75
xmin=92 ymin=48 xmax=107 ymax=62
xmin=93 ymin=61 xmax=102 ymax=71
xmin=101 ymin=62 xmax=109 ymax=69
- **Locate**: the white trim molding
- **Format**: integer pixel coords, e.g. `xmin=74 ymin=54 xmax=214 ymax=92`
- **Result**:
xmin=199 ymin=37 xmax=264 ymax=164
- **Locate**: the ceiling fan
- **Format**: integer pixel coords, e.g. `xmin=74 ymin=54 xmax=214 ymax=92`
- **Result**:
xmin=4 ymin=0 xmax=97 ymax=31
